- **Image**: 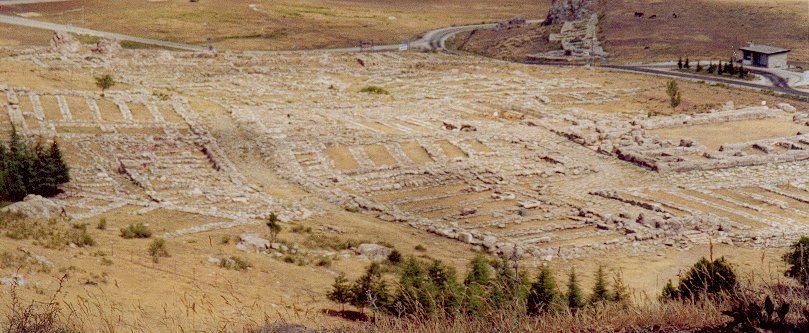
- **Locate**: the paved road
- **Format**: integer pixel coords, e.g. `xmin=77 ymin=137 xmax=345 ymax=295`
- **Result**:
xmin=604 ymin=65 xmax=809 ymax=98
xmin=0 ymin=13 xmax=207 ymax=51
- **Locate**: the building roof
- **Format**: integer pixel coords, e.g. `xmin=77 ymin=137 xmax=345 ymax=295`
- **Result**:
xmin=740 ymin=44 xmax=790 ymax=55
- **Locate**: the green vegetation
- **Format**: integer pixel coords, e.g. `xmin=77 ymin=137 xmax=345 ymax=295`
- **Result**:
xmin=660 ymin=257 xmax=736 ymax=300
xmin=666 ymin=79 xmax=681 ymax=108
xmin=218 ymin=255 xmax=252 ymax=271
xmin=147 ymin=238 xmax=169 ymax=263
xmin=266 ymin=212 xmax=282 ymax=243
xmin=96 ymin=218 xmax=106 ymax=230
xmin=119 ymin=223 xmax=152 ymax=239
xmin=0 ymin=130 xmax=70 ymax=201
xmin=359 ymin=86 xmax=390 ymax=95
xmin=72 ymin=34 xmax=101 ymax=44
xmin=95 ymin=74 xmax=115 ymax=95
xmin=783 ymin=236 xmax=809 ymax=285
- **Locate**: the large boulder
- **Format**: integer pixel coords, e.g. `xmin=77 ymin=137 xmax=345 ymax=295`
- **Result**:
xmin=49 ymin=31 xmax=81 ymax=54
xmin=1 ymin=195 xmax=65 ymax=220
xmin=355 ymin=243 xmax=391 ymax=261
xmin=236 ymin=233 xmax=270 ymax=253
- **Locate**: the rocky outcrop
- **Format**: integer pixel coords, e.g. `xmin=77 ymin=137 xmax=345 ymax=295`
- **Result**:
xmin=49 ymin=31 xmax=81 ymax=54
xmin=92 ymin=37 xmax=122 ymax=55
xmin=355 ymin=243 xmax=391 ymax=261
xmin=543 ymin=0 xmax=598 ymax=26
xmin=1 ymin=195 xmax=65 ymax=220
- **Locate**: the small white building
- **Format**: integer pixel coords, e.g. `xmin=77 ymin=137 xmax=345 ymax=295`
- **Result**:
xmin=739 ymin=44 xmax=790 ymax=69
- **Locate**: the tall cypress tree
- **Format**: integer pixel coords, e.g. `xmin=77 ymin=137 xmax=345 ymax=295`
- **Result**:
xmin=527 ymin=266 xmax=559 ymax=315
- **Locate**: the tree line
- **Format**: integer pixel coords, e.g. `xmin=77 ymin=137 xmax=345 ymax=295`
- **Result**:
xmin=0 ymin=129 xmax=70 ymax=201
xmin=328 ymin=252 xmax=629 ymax=318
xmin=328 ymin=236 xmax=809 ymax=321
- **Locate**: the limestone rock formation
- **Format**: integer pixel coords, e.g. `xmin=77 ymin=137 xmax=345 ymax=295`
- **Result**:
xmin=92 ymin=37 xmax=122 ymax=55
xmin=49 ymin=31 xmax=81 ymax=54
xmin=543 ymin=0 xmax=598 ymax=25
xmin=1 ymin=195 xmax=65 ymax=220
xmin=355 ymin=243 xmax=391 ymax=261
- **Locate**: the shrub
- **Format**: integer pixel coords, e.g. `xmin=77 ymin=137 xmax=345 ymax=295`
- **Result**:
xmin=359 ymin=86 xmax=390 ymax=95
xmin=387 ymin=249 xmax=403 ymax=265
xmin=316 ymin=256 xmax=332 ymax=267
xmin=666 ymin=79 xmax=681 ymax=108
xmin=120 ymin=223 xmax=152 ymax=239
xmin=266 ymin=213 xmax=282 ymax=243
xmin=95 ymin=74 xmax=115 ymax=94
xmin=290 ymin=224 xmax=312 ymax=234
xmin=782 ymin=236 xmax=809 ymax=285
xmin=414 ymin=244 xmax=427 ymax=252
xmin=96 ymin=218 xmax=106 ymax=230
xmin=67 ymin=229 xmax=95 ymax=247
xmin=219 ymin=255 xmax=251 ymax=271
xmin=148 ymin=238 xmax=169 ymax=263
xmin=664 ymin=257 xmax=737 ymax=300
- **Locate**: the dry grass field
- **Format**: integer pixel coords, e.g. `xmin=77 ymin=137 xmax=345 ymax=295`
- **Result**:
xmin=0 ymin=0 xmax=546 ymax=50
xmin=598 ymin=0 xmax=809 ymax=65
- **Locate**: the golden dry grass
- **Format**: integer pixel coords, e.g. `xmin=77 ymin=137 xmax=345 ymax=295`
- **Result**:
xmin=1 ymin=0 xmax=546 ymax=50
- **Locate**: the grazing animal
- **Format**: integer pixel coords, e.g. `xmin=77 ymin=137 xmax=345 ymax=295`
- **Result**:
xmin=634 ymin=12 xmax=644 ymax=18
xmin=648 ymin=14 xmax=657 ymax=19
xmin=357 ymin=58 xmax=365 ymax=67
xmin=672 ymin=13 xmax=678 ymax=18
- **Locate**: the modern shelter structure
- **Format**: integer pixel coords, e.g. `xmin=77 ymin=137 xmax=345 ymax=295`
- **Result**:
xmin=740 ymin=44 xmax=790 ymax=69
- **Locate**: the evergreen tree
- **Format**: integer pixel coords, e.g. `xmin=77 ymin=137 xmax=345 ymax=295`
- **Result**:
xmin=677 ymin=58 xmax=683 ymax=69
xmin=589 ymin=266 xmax=612 ymax=304
xmin=489 ymin=258 xmax=525 ymax=308
xmin=738 ymin=65 xmax=746 ymax=79
xmin=327 ymin=273 xmax=354 ymax=312
xmin=48 ymin=141 xmax=70 ymax=185
xmin=695 ymin=62 xmax=703 ymax=72
xmin=266 ymin=212 xmax=282 ymax=243
xmin=611 ymin=271 xmax=631 ymax=305
xmin=684 ymin=57 xmax=690 ymax=69
xmin=566 ymin=268 xmax=585 ymax=311
xmin=396 ymin=257 xmax=429 ymax=315
xmin=463 ymin=254 xmax=492 ymax=314
xmin=666 ymin=80 xmax=681 ymax=108
xmin=717 ymin=62 xmax=724 ymax=75
xmin=707 ymin=62 xmax=715 ymax=74
xmin=0 ymin=145 xmax=7 ymax=199
xmin=351 ymin=262 xmax=390 ymax=314
xmin=527 ymin=266 xmax=559 ymax=315
xmin=783 ymin=236 xmax=809 ymax=286
xmin=425 ymin=259 xmax=462 ymax=313
xmin=6 ymin=129 xmax=30 ymax=201
xmin=660 ymin=279 xmax=678 ymax=300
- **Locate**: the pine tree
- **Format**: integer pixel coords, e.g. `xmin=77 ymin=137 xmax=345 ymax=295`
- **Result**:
xmin=463 ymin=254 xmax=492 ymax=314
xmin=351 ymin=262 xmax=390 ymax=314
xmin=717 ymin=62 xmax=724 ymax=75
xmin=738 ymin=64 xmax=746 ymax=79
xmin=489 ymin=258 xmax=524 ymax=308
xmin=48 ymin=141 xmax=70 ymax=185
xmin=695 ymin=62 xmax=703 ymax=72
xmin=566 ymin=268 xmax=585 ymax=311
xmin=707 ymin=62 xmax=715 ymax=74
xmin=611 ymin=271 xmax=631 ymax=305
xmin=684 ymin=57 xmax=690 ymax=69
xmin=6 ymin=129 xmax=30 ymax=201
xmin=396 ymin=257 xmax=428 ymax=315
xmin=660 ymin=279 xmax=678 ymax=300
xmin=327 ymin=273 xmax=354 ymax=312
xmin=527 ymin=265 xmax=559 ymax=315
xmin=677 ymin=58 xmax=683 ymax=69
xmin=589 ymin=266 xmax=612 ymax=304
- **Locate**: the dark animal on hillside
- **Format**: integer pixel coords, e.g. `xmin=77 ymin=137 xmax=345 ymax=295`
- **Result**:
xmin=634 ymin=12 xmax=644 ymax=18
xmin=357 ymin=58 xmax=365 ymax=67
xmin=672 ymin=13 xmax=678 ymax=18
xmin=648 ymin=14 xmax=657 ymax=19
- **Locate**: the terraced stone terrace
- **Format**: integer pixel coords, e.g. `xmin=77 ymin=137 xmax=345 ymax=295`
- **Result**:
xmin=2 ymin=48 xmax=808 ymax=262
